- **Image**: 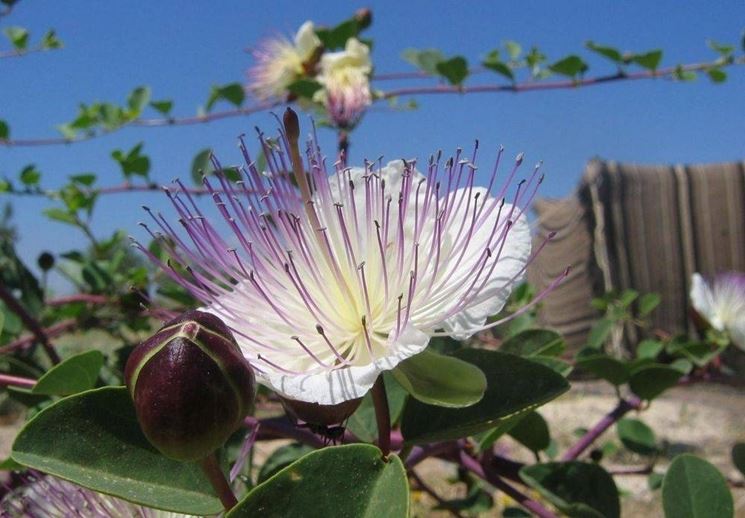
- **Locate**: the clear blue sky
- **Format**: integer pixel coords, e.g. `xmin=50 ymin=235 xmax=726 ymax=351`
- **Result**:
xmin=2 ymin=1 xmax=744 ymax=291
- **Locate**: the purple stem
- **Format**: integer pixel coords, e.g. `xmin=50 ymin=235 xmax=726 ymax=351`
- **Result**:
xmin=0 ymin=373 xmax=36 ymax=389
xmin=561 ymin=396 xmax=641 ymax=461
xmin=459 ymin=450 xmax=558 ymax=518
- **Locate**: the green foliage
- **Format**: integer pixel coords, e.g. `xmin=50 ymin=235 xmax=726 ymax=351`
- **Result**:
xmin=520 ymin=461 xmax=620 ymax=518
xmin=392 ymin=348 xmax=486 ymax=408
xmin=150 ymin=99 xmax=174 ymax=115
xmin=483 ymin=50 xmax=514 ymax=81
xmin=585 ymin=42 xmax=623 ymax=63
xmin=633 ymin=50 xmax=663 ymax=71
xmin=228 ymin=445 xmax=408 ymax=518
xmin=401 ymin=349 xmax=569 ymax=444
xmin=191 ymin=148 xmax=214 ymax=183
xmin=575 ymin=352 xmax=629 ymax=385
xmin=732 ymin=443 xmax=745 ymax=477
xmin=628 ymin=364 xmax=684 ymax=401
xmin=549 ymin=55 xmax=589 ymax=78
xmin=501 ymin=329 xmax=565 ymax=357
xmin=286 ymin=78 xmax=323 ymax=99
xmin=616 ymin=418 xmax=656 ymax=456
xmin=257 ymin=443 xmax=314 ymax=484
xmin=111 ymin=142 xmax=150 ymax=179
xmin=435 ymin=56 xmax=469 ymax=86
xmin=11 ymin=387 xmax=223 ymax=515
xmin=3 ymin=26 xmax=28 ymax=50
xmin=31 ymin=350 xmax=104 ymax=396
xmin=315 ymin=12 xmax=370 ymax=50
xmin=0 ymin=119 xmax=9 ymax=140
xmin=507 ymin=411 xmax=551 ymax=453
xmin=662 ymin=454 xmax=733 ymax=518
xmin=206 ymin=83 xmax=245 ymax=111
xmin=347 ymin=373 xmax=407 ymax=442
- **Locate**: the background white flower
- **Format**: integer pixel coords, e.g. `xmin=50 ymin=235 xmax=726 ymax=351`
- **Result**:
xmin=247 ymin=21 xmax=321 ymax=101
xmin=690 ymin=272 xmax=745 ymax=350
xmin=314 ymin=38 xmax=373 ymax=127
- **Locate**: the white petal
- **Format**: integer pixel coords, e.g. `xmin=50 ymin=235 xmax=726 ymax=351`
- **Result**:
xmin=437 ymin=188 xmax=532 ymax=339
xmin=690 ymin=273 xmax=720 ymax=329
xmin=294 ymin=21 xmax=320 ymax=60
xmin=258 ymin=325 xmax=430 ymax=404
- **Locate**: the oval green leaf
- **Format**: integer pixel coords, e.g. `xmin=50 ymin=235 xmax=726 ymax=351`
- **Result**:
xmin=500 ymin=329 xmax=565 ymax=357
xmin=508 ymin=411 xmax=551 ymax=453
xmin=392 ymin=349 xmax=486 ymax=408
xmin=662 ymin=454 xmax=733 ymax=518
xmin=732 ymin=443 xmax=745 ymax=477
xmin=520 ymin=461 xmax=620 ymax=518
xmin=31 ymin=350 xmax=104 ymax=396
xmin=616 ymin=418 xmax=656 ymax=456
xmin=576 ymin=354 xmax=629 ymax=386
xmin=629 ymin=364 xmax=683 ymax=400
xmin=401 ymin=349 xmax=569 ymax=444
xmin=11 ymin=386 xmax=222 ymax=515
xmin=347 ymin=373 xmax=407 ymax=442
xmin=228 ymin=444 xmax=408 ymax=518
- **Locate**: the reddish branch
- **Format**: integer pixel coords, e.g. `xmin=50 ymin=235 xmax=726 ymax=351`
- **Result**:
xmin=561 ymin=396 xmax=642 ymax=461
xmin=0 ymin=318 xmax=76 ymax=355
xmin=0 ymin=372 xmax=36 ymax=389
xmin=0 ymin=283 xmax=60 ymax=364
xmin=1 ymin=57 xmax=741 ymax=148
xmin=46 ymin=294 xmax=108 ymax=306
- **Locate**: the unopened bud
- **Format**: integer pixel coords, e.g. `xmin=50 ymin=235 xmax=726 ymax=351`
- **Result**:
xmin=283 ymin=107 xmax=300 ymax=142
xmin=354 ymin=8 xmax=373 ymax=29
xmin=37 ymin=251 xmax=55 ymax=271
xmin=125 ymin=310 xmax=255 ymax=461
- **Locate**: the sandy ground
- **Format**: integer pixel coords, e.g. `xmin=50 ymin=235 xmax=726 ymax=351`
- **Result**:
xmin=1 ymin=380 xmax=743 ymax=517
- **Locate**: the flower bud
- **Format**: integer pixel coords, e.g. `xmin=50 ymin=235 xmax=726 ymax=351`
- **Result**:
xmin=125 ymin=310 xmax=255 ymax=462
xmin=281 ymin=396 xmax=361 ymax=426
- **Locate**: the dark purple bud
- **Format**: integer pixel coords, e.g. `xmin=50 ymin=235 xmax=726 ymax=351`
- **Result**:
xmin=281 ymin=396 xmax=361 ymax=426
xmin=283 ymin=108 xmax=300 ymax=142
xmin=125 ymin=310 xmax=255 ymax=461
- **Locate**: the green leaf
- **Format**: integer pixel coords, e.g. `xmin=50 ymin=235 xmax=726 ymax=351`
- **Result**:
xmin=585 ymin=42 xmax=623 ymax=63
xmin=549 ymin=55 xmax=588 ymax=78
xmin=508 ymin=411 xmax=550 ymax=453
xmin=314 ymin=18 xmax=363 ymax=50
xmin=435 ymin=56 xmax=469 ymax=86
xmin=402 ymin=48 xmax=445 ymax=74
xmin=674 ymin=65 xmax=697 ymax=82
xmin=286 ymin=78 xmax=323 ymax=99
xmin=206 ymin=83 xmax=245 ymax=112
xmin=482 ymin=50 xmax=514 ymax=81
xmin=257 ymin=443 xmax=315 ymax=484
xmin=587 ymin=318 xmax=614 ymax=349
xmin=19 ymin=165 xmax=41 ymax=186
xmin=43 ymin=208 xmax=77 ymax=225
xmin=11 ymin=387 xmax=222 ymax=515
xmin=662 ymin=454 xmax=733 ymax=518
xmin=636 ymin=339 xmax=663 ymax=360
xmin=575 ymin=354 xmax=629 ymax=385
xmin=531 ymin=356 xmax=574 ymax=377
xmin=31 ymin=350 xmax=103 ymax=396
xmin=520 ymin=462 xmax=620 ymax=518
xmin=707 ymin=68 xmax=727 ymax=83
xmin=127 ymin=86 xmax=151 ymax=115
xmin=111 ymin=142 xmax=150 ymax=178
xmin=732 ymin=443 xmax=745 ymax=477
xmin=616 ymin=418 xmax=656 ymax=456
xmin=4 ymin=26 xmax=29 ymax=50
xmin=0 ymin=310 xmax=4 ymax=335
xmin=347 ymin=372 xmax=407 ymax=442
xmin=638 ymin=293 xmax=661 ymax=316
xmin=40 ymin=29 xmax=62 ymax=49
xmin=392 ymin=349 xmax=486 ymax=408
xmin=629 ymin=364 xmax=683 ymax=400
xmin=191 ymin=148 xmax=214 ymax=184
xmin=401 ymin=350 xmax=569 ymax=444
xmin=228 ymin=445 xmax=408 ymax=518
xmin=504 ymin=40 xmax=522 ymax=61
xmin=150 ymin=99 xmax=173 ymax=115
xmin=70 ymin=173 xmax=97 ymax=186
xmin=501 ymin=329 xmax=565 ymax=357
xmin=633 ymin=50 xmax=663 ymax=71
xmin=648 ymin=472 xmax=664 ymax=491
xmin=706 ymin=39 xmax=735 ymax=57
xmin=0 ymin=120 xmax=9 ymax=140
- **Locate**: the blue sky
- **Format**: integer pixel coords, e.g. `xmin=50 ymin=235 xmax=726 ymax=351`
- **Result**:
xmin=2 ymin=1 xmax=744 ymax=290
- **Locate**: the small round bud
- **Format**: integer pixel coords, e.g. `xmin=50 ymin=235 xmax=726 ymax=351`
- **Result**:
xmin=354 ymin=8 xmax=373 ymax=29
xmin=37 ymin=252 xmax=55 ymax=271
xmin=125 ymin=310 xmax=255 ymax=461
xmin=281 ymin=396 xmax=361 ymax=426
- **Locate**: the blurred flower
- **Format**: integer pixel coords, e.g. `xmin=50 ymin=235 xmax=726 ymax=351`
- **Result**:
xmin=136 ymin=117 xmax=561 ymax=405
xmin=0 ymin=472 xmax=191 ymax=517
xmin=314 ymin=38 xmax=372 ymax=127
xmin=690 ymin=272 xmax=745 ymax=350
xmin=247 ymin=21 xmax=321 ymax=101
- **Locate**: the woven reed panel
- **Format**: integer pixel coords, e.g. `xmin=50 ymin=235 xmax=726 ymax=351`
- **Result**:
xmin=528 ymin=160 xmax=745 ymax=352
